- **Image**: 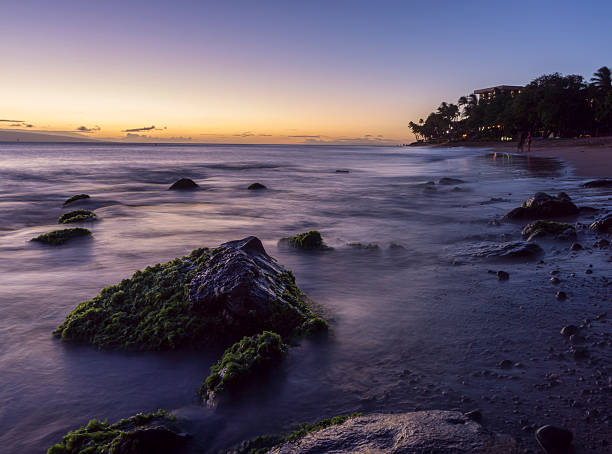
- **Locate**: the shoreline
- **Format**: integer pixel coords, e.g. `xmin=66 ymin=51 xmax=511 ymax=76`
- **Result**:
xmin=432 ymin=137 xmax=612 ymax=179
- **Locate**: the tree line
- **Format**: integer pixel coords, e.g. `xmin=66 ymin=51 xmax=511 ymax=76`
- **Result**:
xmin=409 ymin=66 xmax=612 ymax=142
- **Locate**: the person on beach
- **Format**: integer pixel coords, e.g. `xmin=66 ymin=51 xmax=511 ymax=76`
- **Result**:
xmin=526 ymin=132 xmax=532 ymax=152
xmin=517 ymin=131 xmax=526 ymax=152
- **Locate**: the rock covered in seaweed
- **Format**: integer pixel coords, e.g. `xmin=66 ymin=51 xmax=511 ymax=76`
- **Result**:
xmin=54 ymin=236 xmax=326 ymax=350
xmin=31 ymin=228 xmax=92 ymax=245
xmin=189 ymin=236 xmax=327 ymax=337
xmin=278 ymin=230 xmax=327 ymax=250
xmin=46 ymin=410 xmax=186 ymax=454
xmin=58 ymin=209 xmax=97 ymax=224
xmin=63 ymin=194 xmax=90 ymax=206
xmin=504 ymin=192 xmax=579 ymax=220
xmin=589 ymin=214 xmax=612 ymax=234
xmin=265 ymin=411 xmax=517 ymax=454
xmin=521 ymin=220 xmax=576 ymax=241
xmin=168 ymin=178 xmax=199 ymax=190
xmin=200 ymin=331 xmax=287 ymax=405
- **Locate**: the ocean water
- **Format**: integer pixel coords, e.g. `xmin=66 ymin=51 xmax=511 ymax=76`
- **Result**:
xmin=0 ymin=143 xmax=610 ymax=453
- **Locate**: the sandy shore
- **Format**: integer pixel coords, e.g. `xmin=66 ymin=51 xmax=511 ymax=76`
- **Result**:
xmin=442 ymin=137 xmax=612 ymax=178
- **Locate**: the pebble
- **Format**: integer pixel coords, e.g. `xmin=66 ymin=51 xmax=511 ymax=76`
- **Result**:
xmin=535 ymin=425 xmax=573 ymax=454
xmin=464 ymin=409 xmax=482 ymax=422
xmin=556 ymin=291 xmax=567 ymax=300
xmin=560 ymin=325 xmax=579 ymax=336
xmin=550 ymin=277 xmax=560 ymax=284
xmin=497 ymin=270 xmax=510 ymax=280
xmin=570 ymin=242 xmax=582 ymax=251
xmin=498 ymin=359 xmax=514 ymax=369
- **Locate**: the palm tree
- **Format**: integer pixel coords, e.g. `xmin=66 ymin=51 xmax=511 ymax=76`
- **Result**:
xmin=591 ymin=66 xmax=612 ymax=91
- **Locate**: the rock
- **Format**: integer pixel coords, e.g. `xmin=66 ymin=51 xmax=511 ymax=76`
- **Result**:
xmin=168 ymin=178 xmax=199 ymax=190
xmin=582 ymin=179 xmax=612 ymax=188
xmin=55 ymin=236 xmax=326 ymax=350
xmin=346 ymin=242 xmax=379 ymax=250
xmin=499 ymin=359 xmax=514 ymax=369
xmin=535 ymin=425 xmax=573 ymax=454
xmin=279 ymin=230 xmax=326 ymax=250
xmin=504 ymin=192 xmax=579 ymax=220
xmin=497 ymin=271 xmax=510 ymax=280
xmin=569 ymin=334 xmax=585 ymax=344
xmin=475 ymin=242 xmax=543 ymax=259
xmin=439 ymin=177 xmax=465 ymax=185
xmin=247 ymin=182 xmax=267 ymax=190
xmin=589 ymin=214 xmax=612 ymax=234
xmin=58 ymin=209 xmax=97 ymax=224
xmin=267 ymin=411 xmax=517 ymax=454
xmin=335 ymin=169 xmax=350 ymax=173
xmin=585 ymin=269 xmax=593 ymax=274
xmin=465 ymin=409 xmax=482 ymax=422
xmin=31 ymin=227 xmax=92 ymax=246
xmin=556 ymin=291 xmax=567 ymax=301
xmin=561 ymin=325 xmax=579 ymax=336
xmin=115 ymin=426 xmax=187 ymax=454
xmin=550 ymin=277 xmax=560 ymax=284
xmin=521 ymin=220 xmax=576 ymax=241
xmin=593 ymin=239 xmax=610 ymax=248
xmin=488 ymin=219 xmax=500 ymax=226
xmin=63 ymin=193 xmax=90 ymax=205
xmin=188 ymin=236 xmax=327 ymax=336
xmin=570 ymin=242 xmax=582 ymax=251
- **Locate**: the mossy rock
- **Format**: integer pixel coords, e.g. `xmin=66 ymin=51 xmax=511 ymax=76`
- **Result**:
xmin=47 ymin=409 xmax=185 ymax=454
xmin=58 ymin=209 xmax=97 ymax=224
xmin=224 ymin=413 xmax=362 ymax=454
xmin=280 ymin=231 xmax=324 ymax=250
xmin=32 ymin=228 xmax=92 ymax=246
xmin=201 ymin=331 xmax=287 ymax=404
xmin=168 ymin=178 xmax=199 ymax=190
xmin=248 ymin=182 xmax=267 ymax=190
xmin=504 ymin=192 xmax=579 ymax=220
xmin=63 ymin=194 xmax=90 ymax=206
xmin=54 ymin=237 xmax=326 ymax=350
xmin=521 ymin=220 xmax=576 ymax=241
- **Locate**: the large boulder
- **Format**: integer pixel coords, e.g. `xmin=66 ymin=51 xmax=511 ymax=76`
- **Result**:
xmin=267 ymin=411 xmax=517 ymax=454
xmin=521 ymin=221 xmax=576 ymax=241
xmin=589 ymin=214 xmax=612 ymax=234
xmin=504 ymin=192 xmax=579 ymax=220
xmin=582 ymin=179 xmax=612 ymax=188
xmin=278 ymin=230 xmax=327 ymax=250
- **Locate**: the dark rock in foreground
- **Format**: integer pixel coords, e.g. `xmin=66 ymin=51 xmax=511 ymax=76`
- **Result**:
xmin=266 ymin=411 xmax=517 ymax=454
xmin=504 ymin=192 xmax=579 ymax=220
xmin=47 ymin=410 xmax=186 ymax=454
xmin=54 ymin=236 xmax=326 ymax=350
xmin=63 ymin=193 xmax=90 ymax=206
xmin=439 ymin=177 xmax=465 ymax=185
xmin=589 ymin=214 xmax=612 ymax=234
xmin=279 ymin=230 xmax=326 ymax=250
xmin=168 ymin=178 xmax=199 ymax=190
xmin=200 ymin=331 xmax=287 ymax=405
xmin=58 ymin=209 xmax=97 ymax=224
xmin=582 ymin=179 xmax=612 ymax=188
xmin=535 ymin=425 xmax=573 ymax=454
xmin=521 ymin=220 xmax=576 ymax=241
xmin=247 ymin=182 xmax=267 ymax=190
xmin=475 ymin=241 xmax=543 ymax=259
xmin=31 ymin=228 xmax=92 ymax=246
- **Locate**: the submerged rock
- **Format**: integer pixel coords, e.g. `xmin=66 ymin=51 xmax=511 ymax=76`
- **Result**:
xmin=589 ymin=214 xmax=612 ymax=234
xmin=266 ymin=411 xmax=516 ymax=454
xmin=582 ymin=179 xmax=612 ymax=188
xmin=168 ymin=178 xmax=199 ymax=190
xmin=55 ymin=236 xmax=326 ymax=350
xmin=200 ymin=331 xmax=287 ymax=405
xmin=521 ymin=220 xmax=576 ymax=241
xmin=63 ymin=193 xmax=90 ymax=206
xmin=31 ymin=228 xmax=92 ymax=246
xmin=58 ymin=209 xmax=97 ymax=224
xmin=439 ymin=177 xmax=465 ymax=185
xmin=279 ymin=230 xmax=326 ymax=250
xmin=504 ymin=192 xmax=579 ymax=220
xmin=47 ymin=410 xmax=186 ymax=454
xmin=535 ymin=425 xmax=573 ymax=454
xmin=247 ymin=182 xmax=267 ymax=190
xmin=475 ymin=242 xmax=543 ymax=259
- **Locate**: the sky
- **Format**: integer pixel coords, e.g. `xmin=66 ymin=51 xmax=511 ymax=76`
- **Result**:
xmin=1 ymin=0 xmax=611 ymax=144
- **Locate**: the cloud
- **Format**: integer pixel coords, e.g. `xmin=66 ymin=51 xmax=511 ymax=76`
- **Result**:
xmin=258 ymin=134 xmax=272 ymax=137
xmin=9 ymin=123 xmax=22 ymax=127
xmin=75 ymin=125 xmax=101 ymax=133
xmin=122 ymin=125 xmax=160 ymax=132
xmin=125 ymin=133 xmax=149 ymax=138
xmin=25 ymin=124 xmax=33 ymax=128
xmin=288 ymin=135 xmax=321 ymax=138
xmin=0 ymin=119 xmax=24 ymax=122
xmin=233 ymin=131 xmax=255 ymax=137
xmin=300 ymin=134 xmax=397 ymax=145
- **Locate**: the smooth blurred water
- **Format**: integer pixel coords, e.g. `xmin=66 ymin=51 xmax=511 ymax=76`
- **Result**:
xmin=0 ymin=143 xmax=610 ymax=453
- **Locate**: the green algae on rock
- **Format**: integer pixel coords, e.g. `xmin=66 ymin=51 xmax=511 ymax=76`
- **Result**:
xmin=63 ymin=194 xmax=90 ymax=205
xmin=32 ymin=228 xmax=92 ymax=245
xmin=224 ymin=413 xmax=362 ymax=454
xmin=504 ymin=192 xmax=579 ymax=220
xmin=201 ymin=331 xmax=287 ymax=404
xmin=279 ymin=230 xmax=324 ymax=250
xmin=521 ymin=220 xmax=576 ymax=241
xmin=54 ymin=237 xmax=326 ymax=350
xmin=58 ymin=209 xmax=97 ymax=224
xmin=47 ymin=409 xmax=185 ymax=454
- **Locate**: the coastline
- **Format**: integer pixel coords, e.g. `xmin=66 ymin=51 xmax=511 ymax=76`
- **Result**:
xmin=435 ymin=137 xmax=612 ymax=179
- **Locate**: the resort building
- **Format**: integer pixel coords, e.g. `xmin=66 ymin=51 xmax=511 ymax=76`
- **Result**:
xmin=474 ymin=85 xmax=524 ymax=100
